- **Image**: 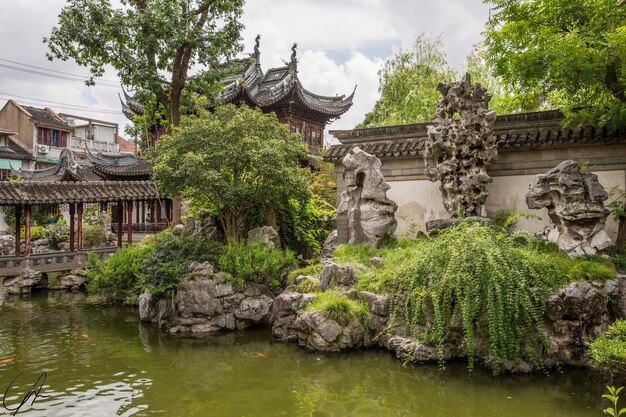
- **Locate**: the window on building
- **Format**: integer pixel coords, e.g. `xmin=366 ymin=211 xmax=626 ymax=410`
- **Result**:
xmin=37 ymin=128 xmax=68 ymax=148
xmin=0 ymin=169 xmax=11 ymax=181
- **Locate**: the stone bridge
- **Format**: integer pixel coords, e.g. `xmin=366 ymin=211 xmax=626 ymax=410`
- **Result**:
xmin=0 ymin=247 xmax=118 ymax=277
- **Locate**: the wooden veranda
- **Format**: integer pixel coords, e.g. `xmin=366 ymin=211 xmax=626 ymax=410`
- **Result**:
xmin=0 ymin=180 xmax=170 ymax=257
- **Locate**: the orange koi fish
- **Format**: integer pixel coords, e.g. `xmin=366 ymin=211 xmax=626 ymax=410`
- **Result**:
xmin=0 ymin=357 xmax=16 ymax=364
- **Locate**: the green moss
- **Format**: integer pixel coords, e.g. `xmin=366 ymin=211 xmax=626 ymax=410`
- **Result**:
xmin=296 ymin=278 xmax=319 ymax=293
xmin=303 ymin=290 xmax=369 ymax=326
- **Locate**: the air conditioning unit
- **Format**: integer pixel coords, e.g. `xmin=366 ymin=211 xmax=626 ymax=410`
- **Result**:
xmin=37 ymin=145 xmax=49 ymax=154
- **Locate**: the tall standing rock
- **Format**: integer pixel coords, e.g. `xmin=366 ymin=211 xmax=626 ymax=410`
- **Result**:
xmin=526 ymin=160 xmax=613 ymax=257
xmin=424 ymin=73 xmax=497 ymax=217
xmin=337 ymin=147 xmax=397 ymax=244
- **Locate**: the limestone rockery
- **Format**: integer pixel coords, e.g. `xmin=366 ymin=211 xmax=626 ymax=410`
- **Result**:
xmin=138 ymin=260 xmax=626 ymax=373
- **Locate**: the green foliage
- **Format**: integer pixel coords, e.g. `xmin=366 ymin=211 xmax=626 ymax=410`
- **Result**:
xmin=43 ymin=223 xmax=70 ymax=249
xmin=137 ymin=230 xmax=221 ymax=296
xmin=303 ymin=290 xmax=370 ymax=326
xmin=45 ymin=0 xmax=244 ymax=129
xmin=490 ymin=209 xmax=539 ymax=233
xmin=217 ymin=242 xmax=297 ymax=289
xmin=149 ymin=105 xmax=310 ymax=241
xmin=82 ymin=225 xmax=107 ymax=248
xmin=296 ymin=278 xmax=320 ymax=294
xmin=358 ymin=34 xmax=455 ymax=128
xmin=484 ymin=0 xmax=626 ymax=130
xmin=592 ymin=321 xmax=626 ymax=375
xmin=85 ymin=244 xmax=153 ymax=302
xmin=17 ymin=226 xmax=45 ymax=240
xmin=287 ymin=263 xmax=324 ymax=285
xmin=393 ymin=222 xmax=563 ymax=373
xmin=276 ymin=195 xmax=335 ymax=258
xmin=2 ymin=205 xmax=58 ymax=230
xmin=465 ymin=44 xmax=542 ymax=114
xmin=564 ymin=258 xmax=616 ymax=282
xmin=602 ymin=386 xmax=626 ymax=417
xmin=83 ymin=204 xmax=103 ymax=227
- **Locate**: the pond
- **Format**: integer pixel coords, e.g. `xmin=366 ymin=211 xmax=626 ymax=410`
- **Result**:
xmin=0 ymin=291 xmax=612 ymax=416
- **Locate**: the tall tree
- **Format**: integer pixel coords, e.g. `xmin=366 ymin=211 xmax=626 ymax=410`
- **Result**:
xmin=484 ymin=0 xmax=626 ymax=129
xmin=357 ymin=34 xmax=456 ymax=128
xmin=149 ymin=105 xmax=310 ymax=241
xmin=45 ymin=0 xmax=244 ymax=128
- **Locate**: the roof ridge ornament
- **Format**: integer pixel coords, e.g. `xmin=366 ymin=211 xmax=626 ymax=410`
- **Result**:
xmin=254 ymin=34 xmax=261 ymax=67
xmin=291 ymin=42 xmax=298 ymax=64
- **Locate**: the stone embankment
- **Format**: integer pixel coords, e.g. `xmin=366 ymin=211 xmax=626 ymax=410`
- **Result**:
xmin=139 ymin=262 xmax=274 ymax=335
xmin=134 ymin=257 xmax=625 ymax=371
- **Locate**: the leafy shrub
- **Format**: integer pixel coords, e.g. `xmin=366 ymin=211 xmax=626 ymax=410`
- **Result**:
xmin=217 ymin=242 xmax=297 ymax=289
xmin=138 ymin=230 xmax=222 ymax=296
xmin=275 ymin=195 xmax=335 ymax=258
xmin=82 ymin=225 xmax=107 ymax=248
xmin=490 ymin=208 xmax=539 ymax=233
xmin=17 ymin=225 xmax=45 ymax=240
xmin=590 ymin=320 xmax=626 ymax=375
xmin=85 ymin=244 xmax=153 ymax=302
xmin=44 ymin=223 xmax=70 ymax=249
xmin=303 ymin=290 xmax=369 ymax=326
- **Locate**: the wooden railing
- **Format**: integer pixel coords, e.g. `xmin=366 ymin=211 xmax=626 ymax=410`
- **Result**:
xmin=0 ymin=247 xmax=118 ymax=277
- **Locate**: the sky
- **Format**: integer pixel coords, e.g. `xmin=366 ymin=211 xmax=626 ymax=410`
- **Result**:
xmin=0 ymin=0 xmax=491 ymax=144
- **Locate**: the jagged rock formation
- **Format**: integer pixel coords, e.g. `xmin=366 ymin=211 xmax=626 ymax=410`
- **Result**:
xmin=139 ymin=262 xmax=273 ymax=334
xmin=337 ymin=147 xmax=397 ymax=244
xmin=526 ymin=160 xmax=613 ymax=257
xmin=424 ymin=73 xmax=497 ymax=217
xmin=174 ymin=209 xmax=221 ymax=241
xmin=247 ymin=226 xmax=280 ymax=248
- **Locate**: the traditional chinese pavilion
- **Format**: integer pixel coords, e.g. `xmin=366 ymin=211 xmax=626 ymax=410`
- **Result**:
xmin=120 ymin=37 xmax=356 ymax=154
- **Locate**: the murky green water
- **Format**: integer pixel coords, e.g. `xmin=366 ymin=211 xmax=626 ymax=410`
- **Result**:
xmin=0 ymin=291 xmax=614 ymax=416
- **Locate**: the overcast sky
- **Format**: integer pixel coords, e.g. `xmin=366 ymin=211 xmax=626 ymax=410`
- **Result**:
xmin=0 ymin=0 xmax=490 ymax=144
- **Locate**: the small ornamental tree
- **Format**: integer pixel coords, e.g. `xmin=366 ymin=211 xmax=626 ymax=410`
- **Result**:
xmin=149 ymin=104 xmax=310 ymax=241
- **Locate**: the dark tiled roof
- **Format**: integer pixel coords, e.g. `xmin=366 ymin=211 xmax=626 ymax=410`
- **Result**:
xmin=91 ymin=160 xmax=150 ymax=179
xmin=22 ymin=106 xmax=73 ymax=131
xmin=324 ymin=110 xmax=626 ymax=162
xmin=0 ymin=181 xmax=162 ymax=205
xmin=14 ymin=149 xmax=150 ymax=181
xmin=0 ymin=138 xmax=34 ymax=161
xmin=215 ymin=46 xmax=354 ymax=119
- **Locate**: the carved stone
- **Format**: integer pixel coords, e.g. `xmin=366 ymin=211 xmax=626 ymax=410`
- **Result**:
xmin=526 ymin=160 xmax=613 ymax=257
xmin=424 ymin=73 xmax=497 ymax=217
xmin=337 ymin=147 xmax=397 ymax=244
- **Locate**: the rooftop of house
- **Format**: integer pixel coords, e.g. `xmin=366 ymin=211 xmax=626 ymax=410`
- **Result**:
xmin=21 ymin=105 xmax=73 ymax=131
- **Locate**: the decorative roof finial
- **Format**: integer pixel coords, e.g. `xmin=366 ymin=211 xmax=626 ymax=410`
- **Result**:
xmin=291 ymin=42 xmax=298 ymax=63
xmin=254 ymin=34 xmax=261 ymax=65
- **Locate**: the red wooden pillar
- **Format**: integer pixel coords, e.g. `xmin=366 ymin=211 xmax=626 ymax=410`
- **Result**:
xmin=127 ymin=200 xmax=133 ymax=245
xmin=77 ymin=202 xmax=83 ymax=252
xmin=141 ymin=201 xmax=145 ymax=224
xmin=117 ymin=203 xmax=123 ymax=247
xmin=69 ymin=203 xmax=75 ymax=252
xmin=14 ymin=205 xmax=21 ymax=256
xmin=24 ymin=204 xmax=31 ymax=257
